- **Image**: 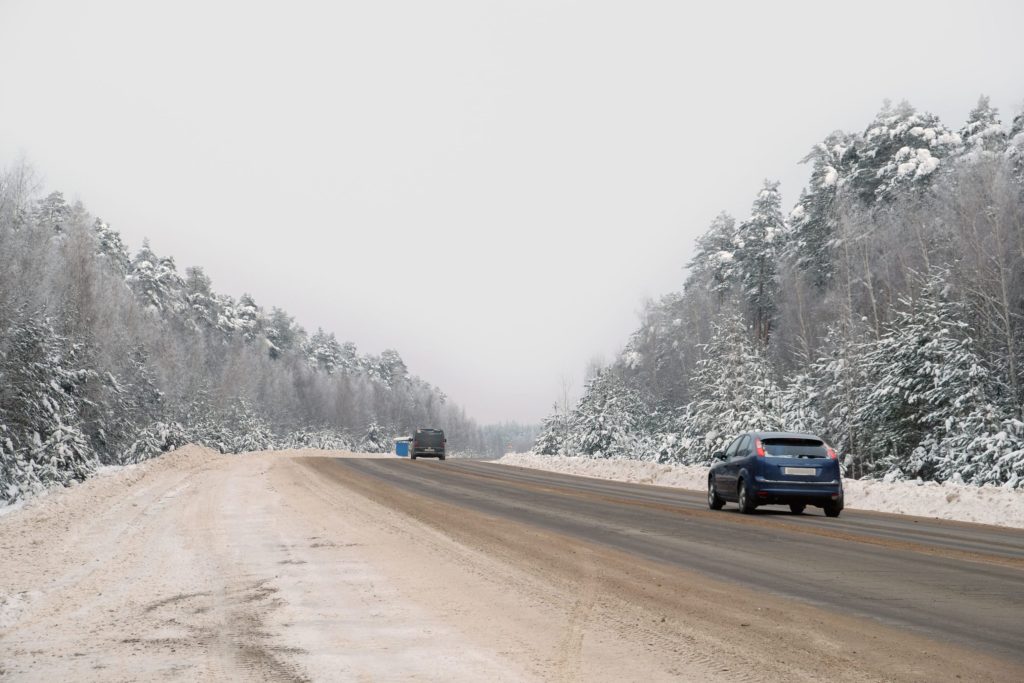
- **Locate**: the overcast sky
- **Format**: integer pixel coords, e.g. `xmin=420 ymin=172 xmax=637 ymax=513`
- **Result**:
xmin=2 ymin=1 xmax=1023 ymax=423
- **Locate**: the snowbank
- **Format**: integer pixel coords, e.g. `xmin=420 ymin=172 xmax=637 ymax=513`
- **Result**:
xmin=494 ymin=453 xmax=1024 ymax=529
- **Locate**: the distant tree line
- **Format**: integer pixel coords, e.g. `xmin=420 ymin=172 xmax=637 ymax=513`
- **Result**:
xmin=536 ymin=96 xmax=1024 ymax=488
xmin=0 ymin=165 xmax=533 ymax=502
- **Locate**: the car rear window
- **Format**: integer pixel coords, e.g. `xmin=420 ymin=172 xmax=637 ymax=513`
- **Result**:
xmin=761 ymin=438 xmax=827 ymax=458
xmin=414 ymin=429 xmax=445 ymax=446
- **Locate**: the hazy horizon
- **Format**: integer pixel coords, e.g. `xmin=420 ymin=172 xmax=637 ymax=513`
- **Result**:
xmin=2 ymin=0 xmax=1023 ymax=423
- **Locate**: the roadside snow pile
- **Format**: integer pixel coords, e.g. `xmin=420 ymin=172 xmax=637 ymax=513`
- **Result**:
xmin=499 ymin=453 xmax=709 ymax=490
xmin=0 ymin=445 xmax=219 ymax=519
xmin=495 ymin=453 xmax=1024 ymax=529
xmin=841 ymin=477 xmax=1024 ymax=528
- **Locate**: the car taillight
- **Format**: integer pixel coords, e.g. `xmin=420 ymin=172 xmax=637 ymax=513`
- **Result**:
xmin=755 ymin=438 xmax=765 ymax=457
xmin=826 ymin=446 xmax=837 ymax=460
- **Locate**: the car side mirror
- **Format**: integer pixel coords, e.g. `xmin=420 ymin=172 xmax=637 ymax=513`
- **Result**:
xmin=712 ymin=450 xmax=726 ymax=461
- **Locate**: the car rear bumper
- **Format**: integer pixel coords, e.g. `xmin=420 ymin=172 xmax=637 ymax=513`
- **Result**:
xmin=412 ymin=450 xmax=446 ymax=458
xmin=751 ymin=477 xmax=843 ymax=507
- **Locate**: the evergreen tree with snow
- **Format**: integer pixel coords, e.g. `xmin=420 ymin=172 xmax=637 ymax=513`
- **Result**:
xmin=81 ymin=345 xmax=164 ymax=461
xmin=789 ymin=131 xmax=854 ymax=288
xmin=338 ymin=341 xmax=360 ymax=373
xmin=857 ymin=268 xmax=996 ymax=480
xmin=183 ymin=266 xmax=220 ymax=329
xmin=305 ymin=328 xmax=344 ymax=373
xmin=959 ymin=95 xmax=1006 ymax=159
xmin=0 ymin=314 xmax=97 ymax=500
xmin=734 ymin=180 xmax=785 ymax=343
xmin=377 ymin=349 xmax=409 ymax=386
xmin=92 ymin=218 xmax=131 ymax=275
xmin=779 ymin=367 xmax=825 ymax=436
xmin=563 ymin=370 xmax=649 ymax=459
xmin=265 ymin=307 xmax=305 ymax=359
xmin=806 ymin=329 xmax=872 ymax=475
xmin=1007 ymin=109 xmax=1024 ymax=181
xmin=680 ymin=309 xmax=783 ymax=461
xmin=34 ymin=191 xmax=71 ymax=233
xmin=852 ymin=100 xmax=961 ymax=203
xmin=532 ymin=406 xmax=566 ymax=455
xmin=361 ymin=421 xmax=391 ymax=453
xmin=234 ymin=293 xmax=263 ymax=343
xmin=685 ymin=212 xmax=738 ymax=296
xmin=128 ymin=240 xmax=185 ymax=315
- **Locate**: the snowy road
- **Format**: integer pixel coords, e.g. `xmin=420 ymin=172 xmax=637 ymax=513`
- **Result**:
xmin=2 ymin=449 xmax=1022 ymax=682
xmin=323 ymin=458 xmax=1024 ymax=673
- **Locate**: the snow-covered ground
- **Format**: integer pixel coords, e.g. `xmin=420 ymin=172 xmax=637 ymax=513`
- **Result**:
xmin=495 ymin=453 xmax=1024 ymax=529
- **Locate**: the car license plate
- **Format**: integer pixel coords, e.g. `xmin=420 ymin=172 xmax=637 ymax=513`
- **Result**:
xmin=783 ymin=467 xmax=815 ymax=476
xmin=424 ymin=447 xmax=434 ymax=452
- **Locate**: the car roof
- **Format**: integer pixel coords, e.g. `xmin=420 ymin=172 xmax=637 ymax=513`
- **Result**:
xmin=748 ymin=430 xmax=823 ymax=441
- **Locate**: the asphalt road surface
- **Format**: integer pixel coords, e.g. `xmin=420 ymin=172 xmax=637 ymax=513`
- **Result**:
xmin=317 ymin=458 xmax=1024 ymax=667
xmin=6 ymin=450 xmax=1022 ymax=681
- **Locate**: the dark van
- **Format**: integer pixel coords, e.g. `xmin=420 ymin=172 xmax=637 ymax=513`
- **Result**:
xmin=411 ymin=428 xmax=446 ymax=460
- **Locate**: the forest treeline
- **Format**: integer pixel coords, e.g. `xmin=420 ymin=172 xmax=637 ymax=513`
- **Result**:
xmin=0 ymin=167 xmax=535 ymax=503
xmin=536 ymin=97 xmax=1024 ymax=488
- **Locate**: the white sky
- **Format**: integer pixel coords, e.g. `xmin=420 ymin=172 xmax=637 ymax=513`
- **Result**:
xmin=2 ymin=1 xmax=1023 ymax=423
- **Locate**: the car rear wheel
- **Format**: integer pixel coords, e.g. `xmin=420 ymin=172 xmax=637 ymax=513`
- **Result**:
xmin=823 ymin=502 xmax=842 ymax=518
xmin=789 ymin=503 xmax=806 ymax=515
xmin=707 ymin=478 xmax=725 ymax=510
xmin=438 ymin=455 xmax=446 ymax=461
xmin=737 ymin=480 xmax=755 ymax=514
xmin=411 ymin=455 xmax=417 ymax=460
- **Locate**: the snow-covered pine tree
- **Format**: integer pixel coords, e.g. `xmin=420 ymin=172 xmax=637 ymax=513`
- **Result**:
xmin=183 ymin=266 xmax=220 ymax=329
xmin=807 ymin=328 xmax=872 ymax=476
xmin=188 ymin=398 xmax=277 ymax=454
xmin=214 ymin=293 xmax=243 ymax=335
xmin=81 ymin=345 xmax=164 ymax=462
xmin=779 ymin=367 xmax=825 ymax=436
xmin=922 ymin=403 xmax=1024 ymax=487
xmin=361 ymin=421 xmax=390 ymax=453
xmin=789 ymin=131 xmax=854 ymax=288
xmin=531 ymin=406 xmax=566 ymax=455
xmin=234 ymin=293 xmax=264 ymax=344
xmin=92 ymin=218 xmax=131 ymax=276
xmin=685 ymin=212 xmax=739 ymax=296
xmin=0 ymin=314 xmax=97 ymax=500
xmin=563 ymin=370 xmax=650 ymax=459
xmin=734 ymin=180 xmax=785 ymax=343
xmin=338 ymin=341 xmax=360 ymax=374
xmin=856 ymin=268 xmax=996 ymax=481
xmin=1007 ymin=109 xmax=1024 ymax=181
xmin=304 ymin=328 xmax=343 ymax=373
xmin=959 ymin=95 xmax=1007 ymax=160
xmin=680 ymin=309 xmax=783 ymax=462
xmin=34 ymin=191 xmax=71 ymax=233
xmin=265 ymin=307 xmax=305 ymax=359
xmin=618 ymin=293 xmax=690 ymax=409
xmin=123 ymin=421 xmax=188 ymax=465
xmin=377 ymin=349 xmax=409 ymax=387
xmin=225 ymin=400 xmax=277 ymax=452
xmin=852 ymin=100 xmax=961 ymax=203
xmin=128 ymin=240 xmax=185 ymax=315
xmin=281 ymin=426 xmax=354 ymax=451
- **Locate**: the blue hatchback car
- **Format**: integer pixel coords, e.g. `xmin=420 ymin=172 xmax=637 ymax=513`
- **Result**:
xmin=707 ymin=431 xmax=844 ymax=517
